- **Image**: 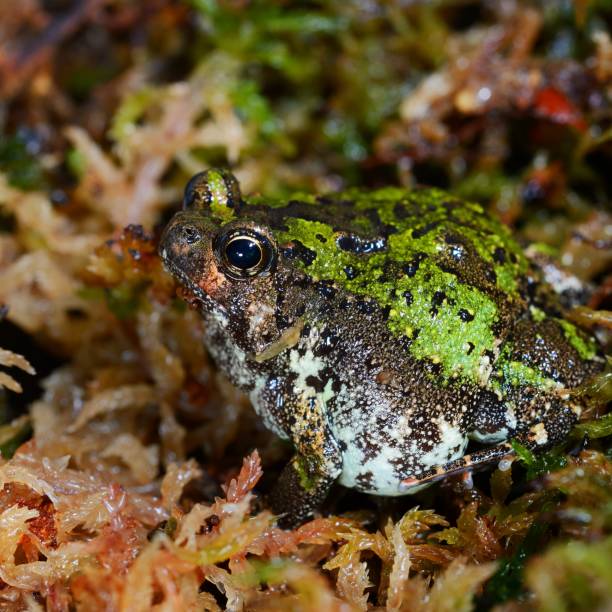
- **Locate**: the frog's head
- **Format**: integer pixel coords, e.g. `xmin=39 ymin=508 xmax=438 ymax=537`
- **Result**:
xmin=159 ymin=169 xmax=305 ymax=357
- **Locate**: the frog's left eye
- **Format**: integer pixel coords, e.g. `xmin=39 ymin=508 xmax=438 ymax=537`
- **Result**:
xmin=216 ymin=230 xmax=274 ymax=279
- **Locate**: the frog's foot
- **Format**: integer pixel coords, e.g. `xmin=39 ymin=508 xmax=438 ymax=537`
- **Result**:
xmin=399 ymin=420 xmax=568 ymax=491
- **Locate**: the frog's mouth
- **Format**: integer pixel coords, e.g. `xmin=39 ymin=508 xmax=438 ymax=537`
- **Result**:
xmin=160 ymin=253 xmax=229 ymax=323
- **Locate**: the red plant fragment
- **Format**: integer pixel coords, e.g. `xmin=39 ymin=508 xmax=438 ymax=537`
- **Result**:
xmin=22 ymin=496 xmax=58 ymax=550
xmin=222 ymin=450 xmax=263 ymax=503
xmin=533 ymin=87 xmax=587 ymax=132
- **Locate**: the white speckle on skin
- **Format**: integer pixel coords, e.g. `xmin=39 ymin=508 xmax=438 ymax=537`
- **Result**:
xmin=204 ymin=306 xmax=229 ymax=329
xmin=339 ymin=442 xmax=405 ymax=496
xmin=392 ymin=415 xmax=412 ymax=441
xmin=287 ymin=341 xmax=336 ymax=404
xmin=420 ymin=419 xmax=467 ymax=468
xmin=505 ymin=405 xmax=517 ymax=430
xmin=477 ymin=355 xmax=493 ymax=385
xmin=288 ymin=346 xmax=323 ymax=389
xmin=531 ymin=422 xmax=548 ymax=445
xmin=247 ymin=302 xmax=274 ymax=337
xmin=332 ymin=383 xmax=414 ymax=496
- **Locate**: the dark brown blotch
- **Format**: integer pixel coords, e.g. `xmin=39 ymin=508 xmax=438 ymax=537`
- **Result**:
xmin=412 ymin=220 xmax=441 ymax=239
xmin=402 ymin=252 xmax=427 ymax=278
xmin=493 ymin=247 xmax=506 ymax=264
xmin=458 ymin=309 xmax=475 ymax=322
xmin=281 ymin=240 xmax=317 ymax=266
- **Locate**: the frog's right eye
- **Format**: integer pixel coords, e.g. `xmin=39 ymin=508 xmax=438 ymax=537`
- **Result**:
xmin=183 ymin=168 xmax=241 ymax=212
xmin=215 ymin=229 xmax=275 ymax=280
xmin=225 ymin=236 xmax=263 ymax=270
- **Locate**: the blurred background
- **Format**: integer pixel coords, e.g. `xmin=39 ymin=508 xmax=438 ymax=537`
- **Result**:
xmin=1 ymin=1 xmax=611 ymax=215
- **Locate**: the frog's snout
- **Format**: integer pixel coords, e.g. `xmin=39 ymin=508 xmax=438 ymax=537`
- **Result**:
xmin=177 ymin=224 xmax=202 ymax=245
xmin=160 ymin=214 xmax=195 ymax=252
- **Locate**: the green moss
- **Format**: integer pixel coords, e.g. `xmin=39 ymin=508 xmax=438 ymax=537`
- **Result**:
xmin=78 ymin=284 xmax=146 ymax=320
xmin=0 ymin=417 xmax=32 ymax=459
xmin=455 ymin=169 xmax=515 ymax=203
xmin=573 ymin=413 xmax=612 ymax=440
xmin=0 ymin=132 xmax=46 ymax=191
xmin=526 ymin=536 xmax=612 ymax=612
xmin=527 ymin=242 xmax=560 ymax=258
xmin=66 ymin=148 xmax=86 ymax=180
xmin=231 ymin=80 xmax=281 ymax=140
xmin=511 ymin=440 xmax=567 ymax=480
xmin=109 ymin=87 xmax=158 ymax=144
xmin=478 ymin=521 xmax=548 ymax=608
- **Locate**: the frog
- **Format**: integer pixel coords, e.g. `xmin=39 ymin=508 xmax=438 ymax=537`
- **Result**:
xmin=159 ymin=168 xmax=605 ymax=525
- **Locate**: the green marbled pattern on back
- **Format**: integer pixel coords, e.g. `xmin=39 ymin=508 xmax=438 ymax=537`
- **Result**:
xmin=244 ymin=187 xmax=530 ymax=384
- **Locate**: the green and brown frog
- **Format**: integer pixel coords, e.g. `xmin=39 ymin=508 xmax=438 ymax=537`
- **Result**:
xmin=159 ymin=169 xmax=604 ymax=524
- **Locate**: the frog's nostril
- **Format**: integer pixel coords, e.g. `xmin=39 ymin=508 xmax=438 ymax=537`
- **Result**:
xmin=181 ymin=225 xmax=201 ymax=244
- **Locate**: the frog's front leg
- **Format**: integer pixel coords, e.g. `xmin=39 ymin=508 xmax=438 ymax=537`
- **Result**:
xmin=260 ymin=382 xmax=342 ymax=527
xmin=270 ymin=449 xmax=341 ymax=527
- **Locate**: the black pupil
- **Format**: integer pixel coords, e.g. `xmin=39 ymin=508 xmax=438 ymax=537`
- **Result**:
xmin=225 ymin=237 xmax=262 ymax=270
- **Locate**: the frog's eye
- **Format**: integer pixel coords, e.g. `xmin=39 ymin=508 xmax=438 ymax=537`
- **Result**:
xmin=216 ymin=230 xmax=274 ymax=279
xmin=183 ymin=168 xmax=241 ymax=212
xmin=225 ymin=236 xmax=262 ymax=269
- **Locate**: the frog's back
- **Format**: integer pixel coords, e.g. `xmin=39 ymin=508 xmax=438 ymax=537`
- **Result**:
xmin=251 ymin=187 xmax=532 ymax=386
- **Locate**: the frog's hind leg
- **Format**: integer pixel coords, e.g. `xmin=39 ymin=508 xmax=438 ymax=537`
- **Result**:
xmin=400 ymin=440 xmax=515 ymax=490
xmin=400 ymin=397 xmax=581 ymax=491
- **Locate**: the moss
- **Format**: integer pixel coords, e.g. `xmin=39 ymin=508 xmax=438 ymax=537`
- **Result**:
xmin=0 ymin=131 xmax=46 ymax=191
xmin=530 ymin=306 xmax=547 ymax=322
xmin=0 ymin=416 xmax=32 ymax=459
xmin=478 ymin=521 xmax=549 ymax=608
xmin=526 ymin=536 xmax=612 ymax=612
xmin=526 ymin=242 xmax=560 ymax=258
xmin=109 ymin=87 xmax=158 ymax=144
xmin=65 ymin=148 xmax=86 ymax=180
xmin=511 ymin=440 xmax=568 ymax=480
xmin=573 ymin=413 xmax=612 ymax=440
